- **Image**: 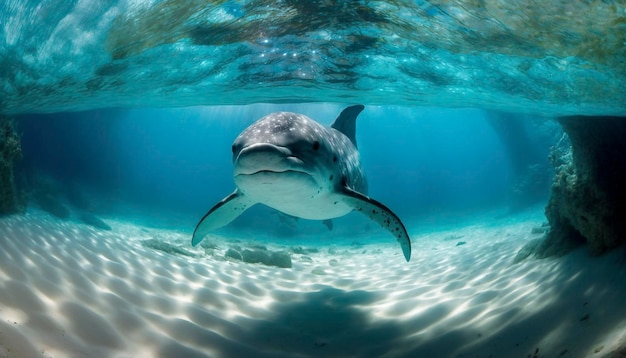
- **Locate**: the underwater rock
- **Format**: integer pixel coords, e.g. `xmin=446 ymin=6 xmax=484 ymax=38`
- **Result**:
xmin=241 ymin=249 xmax=292 ymax=268
xmin=241 ymin=249 xmax=267 ymax=264
xmin=199 ymin=240 xmax=219 ymax=250
xmin=269 ymin=251 xmax=292 ymax=269
xmin=78 ymin=213 xmax=111 ymax=231
xmin=300 ymin=255 xmax=313 ymax=263
xmin=34 ymin=193 xmax=70 ymax=219
xmin=328 ymin=259 xmax=339 ymax=267
xmin=291 ymin=246 xmax=320 ymax=255
xmin=456 ymin=241 xmax=467 ymax=247
xmin=0 ymin=117 xmax=24 ymax=215
xmin=141 ymin=239 xmax=197 ymax=258
xmin=531 ymin=224 xmax=550 ymax=235
xmin=513 ymin=239 xmax=544 ymax=264
xmin=547 ymin=116 xmax=626 ymax=255
xmin=225 ymin=248 xmax=243 ymax=261
xmin=523 ymin=116 xmax=626 ymax=259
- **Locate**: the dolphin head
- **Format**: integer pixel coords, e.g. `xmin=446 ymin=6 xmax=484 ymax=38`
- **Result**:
xmin=231 ymin=112 xmax=336 ymax=201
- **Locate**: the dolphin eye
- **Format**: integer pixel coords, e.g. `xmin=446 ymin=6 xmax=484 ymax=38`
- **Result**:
xmin=313 ymin=141 xmax=320 ymax=151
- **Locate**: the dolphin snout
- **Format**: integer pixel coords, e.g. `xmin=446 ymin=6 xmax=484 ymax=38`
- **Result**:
xmin=234 ymin=143 xmax=300 ymax=175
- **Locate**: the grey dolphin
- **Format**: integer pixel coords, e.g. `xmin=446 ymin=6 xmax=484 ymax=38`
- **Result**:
xmin=192 ymin=105 xmax=411 ymax=261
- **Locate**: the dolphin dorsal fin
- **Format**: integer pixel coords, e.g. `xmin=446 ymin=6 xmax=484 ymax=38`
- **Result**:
xmin=331 ymin=105 xmax=364 ymax=148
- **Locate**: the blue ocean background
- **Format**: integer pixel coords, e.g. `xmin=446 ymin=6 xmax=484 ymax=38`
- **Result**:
xmin=15 ymin=105 xmax=557 ymax=241
xmin=2 ymin=1 xmax=626 ymax=355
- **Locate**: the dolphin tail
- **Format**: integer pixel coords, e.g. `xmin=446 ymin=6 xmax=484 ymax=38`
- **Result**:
xmin=192 ymin=190 xmax=254 ymax=246
xmin=340 ymin=186 xmax=411 ymax=262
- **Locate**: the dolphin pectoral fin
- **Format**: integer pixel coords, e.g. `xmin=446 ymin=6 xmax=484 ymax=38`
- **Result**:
xmin=340 ymin=187 xmax=412 ymax=262
xmin=192 ymin=190 xmax=254 ymax=247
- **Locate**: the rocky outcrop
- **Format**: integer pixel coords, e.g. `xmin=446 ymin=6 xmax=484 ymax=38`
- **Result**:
xmin=0 ymin=117 xmax=24 ymax=214
xmin=523 ymin=116 xmax=626 ymax=259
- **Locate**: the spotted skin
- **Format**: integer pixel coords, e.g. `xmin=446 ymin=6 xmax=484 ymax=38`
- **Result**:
xmin=192 ymin=105 xmax=412 ymax=262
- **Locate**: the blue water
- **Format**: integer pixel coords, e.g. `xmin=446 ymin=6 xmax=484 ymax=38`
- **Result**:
xmin=15 ymin=104 xmax=555 ymax=240
xmin=2 ymin=2 xmax=625 ymax=356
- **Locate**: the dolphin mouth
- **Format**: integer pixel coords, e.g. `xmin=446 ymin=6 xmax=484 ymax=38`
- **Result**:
xmin=234 ymin=144 xmax=306 ymax=176
xmin=236 ymin=169 xmax=310 ymax=177
xmin=234 ymin=169 xmax=315 ymax=187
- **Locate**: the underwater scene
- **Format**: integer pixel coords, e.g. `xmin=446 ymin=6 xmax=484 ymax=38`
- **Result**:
xmin=1 ymin=1 xmax=626 ymax=357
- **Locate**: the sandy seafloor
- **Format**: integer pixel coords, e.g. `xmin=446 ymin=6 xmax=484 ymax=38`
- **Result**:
xmin=1 ymin=208 xmax=626 ymax=358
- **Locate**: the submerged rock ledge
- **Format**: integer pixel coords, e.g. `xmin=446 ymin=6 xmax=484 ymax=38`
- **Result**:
xmin=521 ymin=116 xmax=626 ymax=259
xmin=0 ymin=117 xmax=23 ymax=214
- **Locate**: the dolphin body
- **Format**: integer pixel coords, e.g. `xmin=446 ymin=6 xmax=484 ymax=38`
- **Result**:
xmin=192 ymin=105 xmax=412 ymax=261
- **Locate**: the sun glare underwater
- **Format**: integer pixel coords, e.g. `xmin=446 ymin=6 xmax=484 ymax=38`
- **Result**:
xmin=1 ymin=1 xmax=626 ymax=357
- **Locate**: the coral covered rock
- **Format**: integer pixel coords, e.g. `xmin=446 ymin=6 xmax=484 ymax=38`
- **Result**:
xmin=0 ymin=117 xmax=23 ymax=214
xmin=525 ymin=116 xmax=626 ymax=259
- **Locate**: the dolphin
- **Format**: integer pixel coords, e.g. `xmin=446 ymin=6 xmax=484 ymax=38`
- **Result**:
xmin=192 ymin=105 xmax=412 ymax=261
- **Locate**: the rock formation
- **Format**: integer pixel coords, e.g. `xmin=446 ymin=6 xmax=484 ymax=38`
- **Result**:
xmin=522 ymin=115 xmax=626 ymax=259
xmin=0 ymin=117 xmax=23 ymax=214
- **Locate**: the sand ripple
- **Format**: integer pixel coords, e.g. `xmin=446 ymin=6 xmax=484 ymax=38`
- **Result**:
xmin=0 ymin=212 xmax=625 ymax=357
